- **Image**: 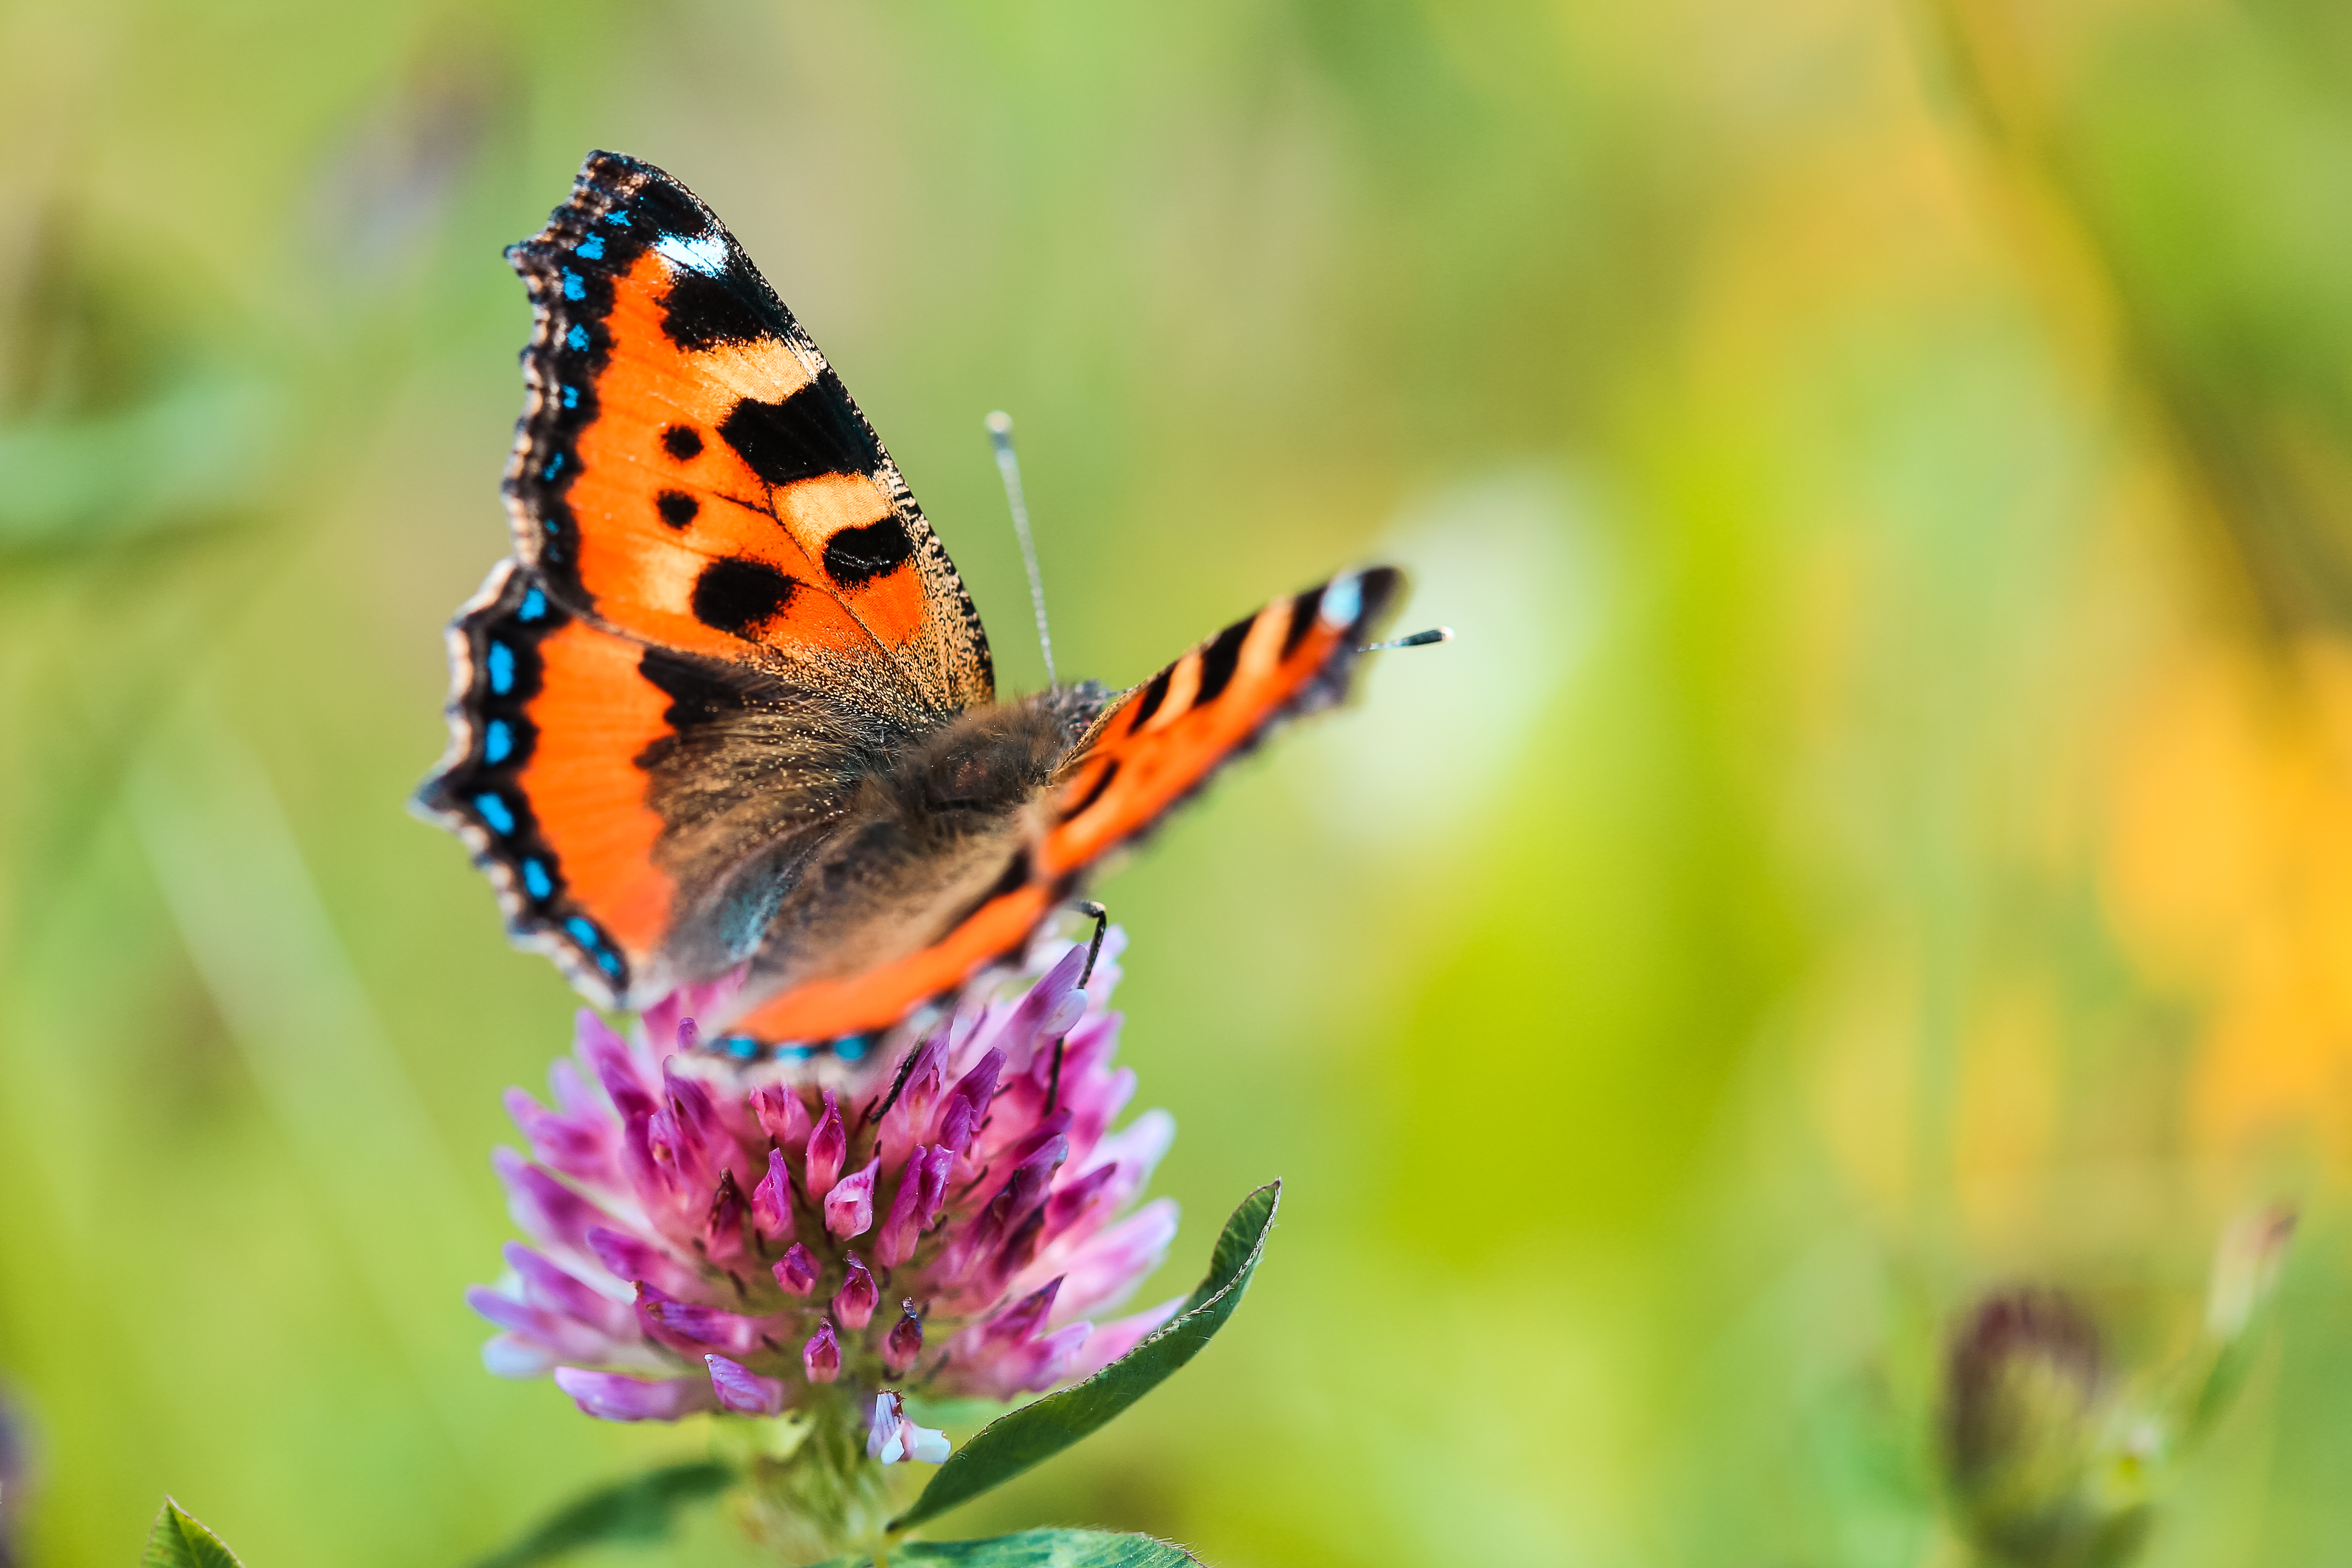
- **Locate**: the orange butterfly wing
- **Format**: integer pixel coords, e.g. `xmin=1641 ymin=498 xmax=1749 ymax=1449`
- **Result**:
xmin=414 ymin=561 xmax=682 ymax=1004
xmin=717 ymin=568 xmax=1401 ymax=1046
xmin=506 ymin=150 xmax=990 ymax=715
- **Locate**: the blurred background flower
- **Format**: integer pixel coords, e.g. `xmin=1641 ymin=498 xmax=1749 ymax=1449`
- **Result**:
xmin=5 ymin=1 xmax=2352 ymax=1565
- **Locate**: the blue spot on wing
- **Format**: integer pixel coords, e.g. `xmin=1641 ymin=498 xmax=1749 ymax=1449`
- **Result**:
xmin=605 ymin=210 xmax=631 ymax=226
xmin=577 ymin=235 xmax=605 ymax=260
xmin=562 ymin=270 xmax=586 ymax=301
xmin=522 ymin=858 xmax=553 ymax=899
xmin=566 ymin=324 xmax=589 ymax=351
xmin=483 ymin=719 xmax=512 ymax=764
xmin=486 ymin=641 xmax=515 ymax=694
xmin=518 ymin=587 xmax=547 ymax=622
xmin=474 ymin=793 xmax=516 ymax=834
xmin=561 ymin=384 xmax=578 ymax=409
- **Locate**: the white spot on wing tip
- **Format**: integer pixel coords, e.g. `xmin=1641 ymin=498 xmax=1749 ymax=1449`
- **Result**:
xmin=654 ymin=232 xmax=729 ymax=276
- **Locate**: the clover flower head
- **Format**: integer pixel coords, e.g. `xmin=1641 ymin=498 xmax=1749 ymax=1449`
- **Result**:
xmin=469 ymin=927 xmax=1181 ymax=1467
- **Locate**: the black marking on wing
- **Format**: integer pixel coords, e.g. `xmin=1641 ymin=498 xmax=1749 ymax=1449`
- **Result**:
xmin=1125 ymin=666 xmax=1174 ymax=732
xmin=1280 ymin=587 xmax=1323 ymax=661
xmin=657 ymin=490 xmax=699 ymax=529
xmin=822 ymin=518 xmax=914 ymax=587
xmin=1061 ymin=758 xmax=1119 ymax=821
xmin=693 ymin=557 xmax=799 ymax=637
xmin=1193 ymin=617 xmax=1253 ymax=706
xmin=718 ymin=371 xmax=882 ymax=489
xmin=662 ymin=266 xmax=781 ymax=351
xmin=662 ymin=423 xmax=704 ymax=460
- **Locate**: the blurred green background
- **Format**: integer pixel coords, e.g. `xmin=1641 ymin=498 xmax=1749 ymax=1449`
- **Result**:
xmin=8 ymin=0 xmax=2352 ymax=1563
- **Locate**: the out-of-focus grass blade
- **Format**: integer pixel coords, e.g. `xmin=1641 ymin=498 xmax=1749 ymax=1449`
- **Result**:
xmin=0 ymin=372 xmax=277 ymax=556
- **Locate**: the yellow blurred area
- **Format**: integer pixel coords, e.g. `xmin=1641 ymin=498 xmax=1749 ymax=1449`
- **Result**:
xmin=7 ymin=0 xmax=2352 ymax=1564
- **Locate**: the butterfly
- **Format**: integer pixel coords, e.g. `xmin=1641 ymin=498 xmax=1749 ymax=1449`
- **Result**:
xmin=416 ymin=150 xmax=1404 ymax=1063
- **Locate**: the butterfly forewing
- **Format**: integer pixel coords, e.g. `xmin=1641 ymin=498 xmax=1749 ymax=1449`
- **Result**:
xmin=505 ymin=150 xmax=992 ymax=718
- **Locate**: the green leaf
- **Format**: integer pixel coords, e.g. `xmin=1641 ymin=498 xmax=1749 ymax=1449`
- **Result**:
xmin=891 ymin=1180 xmax=1281 ymax=1534
xmin=819 ymin=1528 xmax=1203 ymax=1566
xmin=464 ymin=1461 xmax=736 ymax=1568
xmin=141 ymin=1498 xmax=246 ymax=1568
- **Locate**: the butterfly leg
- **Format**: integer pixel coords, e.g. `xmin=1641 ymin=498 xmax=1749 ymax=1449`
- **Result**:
xmin=1073 ymin=900 xmax=1109 ymax=987
xmin=1046 ymin=900 xmax=1111 ymax=1116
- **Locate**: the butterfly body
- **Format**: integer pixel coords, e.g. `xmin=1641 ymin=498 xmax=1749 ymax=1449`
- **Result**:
xmin=418 ymin=152 xmax=1401 ymax=1061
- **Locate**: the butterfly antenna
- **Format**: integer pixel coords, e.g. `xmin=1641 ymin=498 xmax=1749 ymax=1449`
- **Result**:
xmin=1362 ymin=626 xmax=1455 ymax=652
xmin=986 ymin=411 xmax=1058 ymax=686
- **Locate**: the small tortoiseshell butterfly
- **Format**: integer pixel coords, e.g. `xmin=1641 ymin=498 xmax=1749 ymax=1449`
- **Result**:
xmin=417 ymin=151 xmax=1403 ymax=1062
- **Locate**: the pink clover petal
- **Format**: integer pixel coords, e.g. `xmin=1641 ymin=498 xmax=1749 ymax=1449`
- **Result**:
xmin=705 ymin=1354 xmax=788 ymax=1416
xmin=937 ymin=1095 xmax=976 ymax=1156
xmin=552 ymin=1367 xmax=720 ymax=1422
xmin=504 ymin=1087 xmax=615 ymax=1182
xmin=945 ymin=1320 xmax=1092 ymax=1402
xmin=883 ymin=1305 xmax=925 ymax=1374
xmin=617 ymin=1112 xmax=681 ymax=1219
xmin=583 ymin=1225 xmax=700 ymax=1298
xmin=943 ymin=1051 xmax=1003 ymax=1145
xmin=492 ymin=1147 xmax=615 ymax=1256
xmin=984 ymin=1278 xmax=1062 ymax=1351
xmin=832 ymin=1253 xmax=879 ymax=1329
xmin=661 ymin=1060 xmax=732 ymax=1174
xmin=633 ymin=1282 xmax=765 ymax=1358
xmin=918 ymin=1145 xmax=954 ymax=1225
xmin=1059 ymin=1296 xmax=1183 ymax=1381
xmin=803 ymin=1319 xmax=841 ymax=1384
xmin=875 ymin=1147 xmax=926 ymax=1268
xmin=993 ymin=944 xmax=1088 ymax=1073
xmin=504 ymin=1242 xmax=632 ymax=1337
xmin=825 ymin=1156 xmax=879 ymax=1238
xmin=482 ymin=1333 xmax=558 ymax=1379
xmin=1040 ymin=1164 xmax=1117 ymax=1245
xmin=468 ymin=1285 xmax=622 ymax=1361
xmin=1023 ymin=1197 xmax=1179 ymax=1320
xmin=805 ymin=1089 xmax=846 ymax=1196
xmin=751 ymin=1147 xmax=793 ymax=1239
xmin=752 ymin=1084 xmax=810 ymax=1151
xmin=702 ymin=1170 xmax=751 ymax=1264
xmin=773 ymin=1243 xmax=818 ymax=1295
xmin=576 ymin=1011 xmax=655 ymax=1120
xmin=550 ymin=1057 xmax=603 ymax=1120
xmin=645 ymin=1105 xmax=713 ymax=1203
xmin=1038 ymin=985 xmax=1089 ymax=1042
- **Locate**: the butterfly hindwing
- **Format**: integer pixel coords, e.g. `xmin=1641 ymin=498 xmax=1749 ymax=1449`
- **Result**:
xmin=416 ymin=560 xmax=674 ymax=1005
xmin=715 ymin=569 xmax=1401 ymax=1045
xmin=505 ymin=150 xmax=992 ymax=718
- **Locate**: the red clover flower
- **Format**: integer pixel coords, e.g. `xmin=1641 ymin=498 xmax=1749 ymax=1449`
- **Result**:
xmin=469 ymin=928 xmax=1181 ymax=1472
